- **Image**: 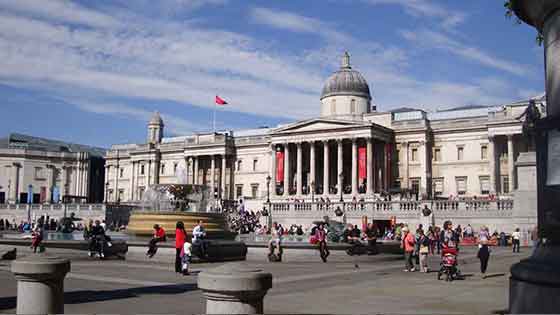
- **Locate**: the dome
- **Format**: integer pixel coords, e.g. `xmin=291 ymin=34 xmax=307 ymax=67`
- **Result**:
xmin=149 ymin=111 xmax=164 ymax=126
xmin=320 ymin=52 xmax=371 ymax=101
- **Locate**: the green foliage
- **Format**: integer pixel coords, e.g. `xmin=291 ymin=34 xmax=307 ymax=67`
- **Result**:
xmin=504 ymin=0 xmax=544 ymax=46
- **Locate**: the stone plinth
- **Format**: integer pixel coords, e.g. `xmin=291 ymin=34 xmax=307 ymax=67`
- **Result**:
xmin=198 ymin=263 xmax=272 ymax=314
xmin=11 ymin=256 xmax=70 ymax=315
xmin=512 ymin=152 xmax=538 ymax=230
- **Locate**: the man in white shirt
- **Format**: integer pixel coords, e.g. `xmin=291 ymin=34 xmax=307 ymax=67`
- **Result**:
xmin=512 ymin=228 xmax=521 ymax=253
xmin=192 ymin=220 xmax=207 ymax=258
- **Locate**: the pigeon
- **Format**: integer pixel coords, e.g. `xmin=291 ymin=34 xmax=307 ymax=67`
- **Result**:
xmin=1 ymin=248 xmax=16 ymax=260
xmin=354 ymin=264 xmax=359 ymax=269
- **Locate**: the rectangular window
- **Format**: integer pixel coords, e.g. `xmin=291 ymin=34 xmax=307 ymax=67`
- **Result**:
xmin=481 ymin=145 xmax=488 ymax=160
xmin=160 ymin=164 xmax=165 ymax=175
xmin=479 ymin=176 xmax=490 ymax=194
xmin=433 ymin=178 xmax=444 ymax=195
xmin=502 ymin=176 xmax=510 ymax=194
xmin=411 ymin=148 xmax=418 ymax=162
xmin=251 ymin=184 xmax=259 ymax=199
xmin=350 ymin=99 xmax=356 ymax=113
xmin=138 ymin=187 xmax=145 ymax=200
xmin=396 ymin=150 xmax=400 ymax=163
xmin=236 ymin=185 xmax=243 ymax=198
xmin=434 ymin=148 xmax=441 ymax=162
xmin=120 ymin=168 xmax=124 ymax=178
xmin=140 ymin=164 xmax=145 ymax=175
xmin=395 ymin=179 xmax=401 ymax=189
xmin=456 ymin=177 xmax=467 ymax=195
xmin=457 ymin=146 xmax=464 ymax=161
xmin=237 ymin=160 xmax=242 ymax=172
xmin=252 ymin=159 xmax=258 ymax=172
xmin=34 ymin=167 xmax=43 ymax=180
xmin=410 ymin=178 xmax=420 ymax=194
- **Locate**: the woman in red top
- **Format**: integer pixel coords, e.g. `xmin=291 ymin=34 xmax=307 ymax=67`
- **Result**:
xmin=175 ymin=221 xmax=188 ymax=273
xmin=146 ymin=224 xmax=167 ymax=258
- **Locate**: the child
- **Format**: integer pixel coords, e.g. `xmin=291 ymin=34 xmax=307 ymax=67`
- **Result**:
xmin=31 ymin=223 xmax=44 ymax=253
xmin=181 ymin=241 xmax=193 ymax=275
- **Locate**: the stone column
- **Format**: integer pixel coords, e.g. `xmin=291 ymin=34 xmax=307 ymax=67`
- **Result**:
xmin=114 ymin=160 xmax=120 ymax=202
xmin=82 ymin=156 xmax=89 ymax=198
xmin=221 ymin=155 xmax=227 ymax=199
xmin=508 ymin=135 xmax=515 ymax=192
xmin=129 ymin=162 xmax=135 ymax=201
xmin=198 ymin=264 xmax=273 ymax=314
xmin=351 ymin=138 xmax=358 ymax=195
xmin=310 ymin=141 xmax=316 ymax=195
xmin=296 ymin=142 xmax=303 ymax=196
xmin=366 ymin=138 xmax=373 ymax=195
xmin=45 ymin=165 xmax=55 ymax=203
xmin=269 ymin=145 xmax=276 ymax=197
xmin=210 ymin=155 xmax=216 ymax=194
xmin=75 ymin=155 xmax=81 ymax=196
xmin=11 ymin=257 xmax=70 ymax=315
xmin=323 ymin=140 xmax=330 ymax=195
xmin=283 ymin=144 xmax=290 ymax=197
xmin=401 ymin=142 xmax=409 ymax=189
xmin=194 ymin=157 xmax=199 ymax=185
xmin=61 ymin=166 xmax=67 ymax=201
xmin=509 ymin=3 xmax=560 ymax=313
xmin=488 ymin=136 xmax=496 ymax=194
xmin=11 ymin=163 xmax=20 ymax=203
xmin=337 ymin=139 xmax=343 ymax=195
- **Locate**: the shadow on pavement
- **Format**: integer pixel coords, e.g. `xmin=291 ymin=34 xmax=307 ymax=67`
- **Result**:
xmin=0 ymin=283 xmax=198 ymax=310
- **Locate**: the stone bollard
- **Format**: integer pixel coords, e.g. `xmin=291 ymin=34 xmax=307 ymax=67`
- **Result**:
xmin=11 ymin=256 xmax=71 ymax=315
xmin=198 ymin=263 xmax=272 ymax=314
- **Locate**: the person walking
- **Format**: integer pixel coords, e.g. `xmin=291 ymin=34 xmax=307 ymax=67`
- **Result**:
xmin=418 ymin=229 xmax=430 ymax=273
xmin=316 ymin=223 xmax=330 ymax=262
xmin=512 ymin=228 xmax=521 ymax=253
xmin=477 ymin=226 xmax=491 ymax=279
xmin=401 ymin=227 xmax=416 ymax=272
xmin=175 ymin=221 xmax=188 ymax=273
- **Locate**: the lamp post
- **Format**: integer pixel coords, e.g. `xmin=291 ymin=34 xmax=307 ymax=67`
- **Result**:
xmin=509 ymin=1 xmax=560 ymax=313
xmin=311 ymin=181 xmax=315 ymax=203
xmin=27 ymin=184 xmax=32 ymax=223
xmin=339 ymin=172 xmax=344 ymax=202
xmin=104 ymin=182 xmax=109 ymax=204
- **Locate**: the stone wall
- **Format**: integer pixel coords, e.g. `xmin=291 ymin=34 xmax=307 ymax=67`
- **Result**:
xmin=0 ymin=203 xmax=106 ymax=223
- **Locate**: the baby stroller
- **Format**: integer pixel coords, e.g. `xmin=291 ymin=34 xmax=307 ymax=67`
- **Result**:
xmin=437 ymin=246 xmax=460 ymax=281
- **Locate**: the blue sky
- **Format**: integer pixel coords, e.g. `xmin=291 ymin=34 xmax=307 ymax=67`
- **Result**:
xmin=0 ymin=0 xmax=544 ymax=148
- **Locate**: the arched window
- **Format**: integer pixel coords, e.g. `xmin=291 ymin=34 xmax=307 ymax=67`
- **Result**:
xmin=350 ymin=99 xmax=356 ymax=113
xmin=331 ymin=99 xmax=336 ymax=114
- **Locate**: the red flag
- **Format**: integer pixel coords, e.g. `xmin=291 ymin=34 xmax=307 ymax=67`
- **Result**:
xmin=215 ymin=95 xmax=228 ymax=105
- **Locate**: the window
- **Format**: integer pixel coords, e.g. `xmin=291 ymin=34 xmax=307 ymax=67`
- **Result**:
xmin=395 ymin=179 xmax=401 ymax=189
xmin=456 ymin=177 xmax=467 ymax=195
xmin=411 ymin=148 xmax=418 ymax=162
xmin=237 ymin=160 xmax=242 ymax=172
xmin=479 ymin=176 xmax=490 ymax=194
xmin=236 ymin=185 xmax=243 ymax=198
xmin=457 ymin=146 xmax=464 ymax=161
xmin=160 ymin=163 xmax=165 ymax=175
xmin=140 ymin=164 xmax=145 ymax=175
xmin=350 ymin=99 xmax=356 ymax=113
xmin=173 ymin=163 xmax=178 ymax=173
xmin=34 ymin=167 xmax=43 ymax=180
xmin=119 ymin=168 xmax=124 ymax=178
xmin=502 ymin=176 xmax=510 ymax=194
xmin=434 ymin=148 xmax=441 ymax=162
xmin=251 ymin=184 xmax=259 ymax=199
xmin=433 ymin=178 xmax=444 ymax=195
xmin=410 ymin=178 xmax=420 ymax=194
xmin=138 ymin=187 xmax=145 ymax=200
xmin=331 ymin=99 xmax=336 ymax=113
xmin=118 ymin=189 xmax=124 ymax=202
xmin=481 ymin=145 xmax=488 ymax=160
xmin=252 ymin=159 xmax=258 ymax=172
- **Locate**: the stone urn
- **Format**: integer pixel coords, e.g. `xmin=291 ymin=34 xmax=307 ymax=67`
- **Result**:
xmin=512 ymin=0 xmax=560 ymax=31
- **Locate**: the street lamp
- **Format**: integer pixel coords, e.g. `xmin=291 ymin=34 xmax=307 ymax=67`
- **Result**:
xmin=105 ymin=182 xmax=109 ymax=203
xmin=265 ymin=175 xmax=272 ymax=229
xmin=339 ymin=172 xmax=344 ymax=202
xmin=311 ymin=181 xmax=315 ymax=202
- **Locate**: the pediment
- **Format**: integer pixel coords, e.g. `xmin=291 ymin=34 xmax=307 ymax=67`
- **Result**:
xmin=272 ymin=118 xmax=371 ymax=134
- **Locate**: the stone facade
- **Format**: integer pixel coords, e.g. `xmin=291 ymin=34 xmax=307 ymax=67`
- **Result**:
xmin=0 ymin=133 xmax=106 ymax=204
xmin=104 ymin=53 xmax=544 ymax=216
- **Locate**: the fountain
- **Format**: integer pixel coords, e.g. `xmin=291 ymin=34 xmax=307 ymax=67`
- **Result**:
xmin=126 ymin=161 xmax=236 ymax=240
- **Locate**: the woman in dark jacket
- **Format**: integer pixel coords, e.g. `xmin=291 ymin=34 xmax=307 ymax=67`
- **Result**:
xmin=175 ymin=221 xmax=188 ymax=273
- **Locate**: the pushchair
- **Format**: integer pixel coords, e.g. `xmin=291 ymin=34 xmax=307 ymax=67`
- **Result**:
xmin=437 ymin=246 xmax=460 ymax=281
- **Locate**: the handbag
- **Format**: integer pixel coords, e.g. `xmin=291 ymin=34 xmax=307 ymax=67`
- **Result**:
xmin=419 ymin=245 xmax=429 ymax=254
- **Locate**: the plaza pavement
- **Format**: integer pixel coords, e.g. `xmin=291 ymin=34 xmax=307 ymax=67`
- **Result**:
xmin=0 ymin=244 xmax=528 ymax=314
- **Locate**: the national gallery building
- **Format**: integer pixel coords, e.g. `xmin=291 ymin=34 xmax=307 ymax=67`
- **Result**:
xmin=105 ymin=53 xmax=541 ymax=232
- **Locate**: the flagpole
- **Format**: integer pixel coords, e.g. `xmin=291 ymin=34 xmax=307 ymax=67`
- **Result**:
xmin=213 ymin=102 xmax=216 ymax=133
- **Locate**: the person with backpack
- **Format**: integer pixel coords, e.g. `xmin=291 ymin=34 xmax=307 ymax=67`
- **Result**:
xmin=316 ymin=223 xmax=329 ymax=262
xmin=175 ymin=221 xmax=188 ymax=273
xmin=512 ymin=228 xmax=521 ymax=253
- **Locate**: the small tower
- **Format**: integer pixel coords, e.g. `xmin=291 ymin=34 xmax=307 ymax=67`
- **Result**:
xmin=147 ymin=111 xmax=164 ymax=144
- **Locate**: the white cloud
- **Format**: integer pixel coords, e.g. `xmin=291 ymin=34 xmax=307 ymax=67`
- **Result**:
xmin=400 ymin=29 xmax=534 ymax=77
xmin=364 ymin=0 xmax=466 ymax=28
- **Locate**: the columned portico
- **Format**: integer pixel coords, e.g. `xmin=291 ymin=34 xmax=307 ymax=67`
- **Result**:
xmin=337 ymin=139 xmax=343 ymax=194
xmin=507 ymin=135 xmax=515 ymax=192
xmin=309 ymin=141 xmax=316 ymax=194
xmin=269 ymin=144 xmax=276 ymax=196
xmin=351 ymin=138 xmax=358 ymax=195
xmin=296 ymin=142 xmax=303 ymax=196
xmin=488 ymin=136 xmax=496 ymax=194
xmin=221 ymin=155 xmax=226 ymax=199
xmin=323 ymin=140 xmax=330 ymax=195
xmin=283 ymin=143 xmax=290 ymax=197
xmin=366 ymin=138 xmax=373 ymax=194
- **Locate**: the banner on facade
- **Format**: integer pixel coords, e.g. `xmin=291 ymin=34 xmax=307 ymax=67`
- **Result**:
xmin=276 ymin=151 xmax=284 ymax=183
xmin=27 ymin=185 xmax=33 ymax=204
xmin=52 ymin=186 xmax=60 ymax=203
xmin=358 ymin=147 xmax=367 ymax=181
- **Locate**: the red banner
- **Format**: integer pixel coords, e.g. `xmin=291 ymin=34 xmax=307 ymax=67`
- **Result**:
xmin=358 ymin=147 xmax=367 ymax=181
xmin=276 ymin=151 xmax=284 ymax=183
